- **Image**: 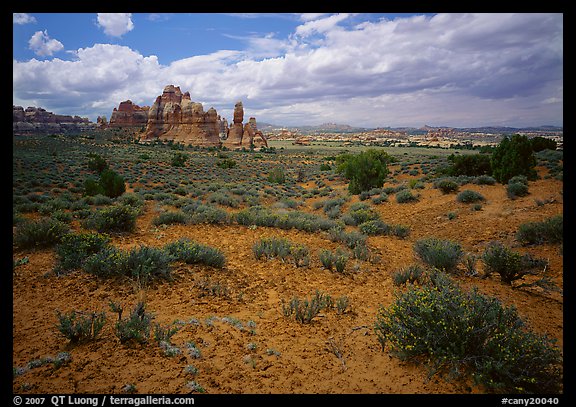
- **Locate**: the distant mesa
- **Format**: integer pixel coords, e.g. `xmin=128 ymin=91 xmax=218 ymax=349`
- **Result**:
xmin=13 ymin=105 xmax=95 ymax=135
xmin=133 ymin=84 xmax=267 ymax=148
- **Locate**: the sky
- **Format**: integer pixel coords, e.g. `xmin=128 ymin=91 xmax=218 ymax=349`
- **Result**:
xmin=13 ymin=12 xmax=563 ymax=128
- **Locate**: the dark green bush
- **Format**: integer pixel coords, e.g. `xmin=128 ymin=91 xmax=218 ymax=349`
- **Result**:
xmin=374 ymin=282 xmax=562 ymax=393
xmin=447 ymin=153 xmax=492 ymax=176
xmin=491 ymin=134 xmax=537 ymax=184
xmin=217 ymin=158 xmax=237 ymax=169
xmin=152 ymin=211 xmax=188 ymax=226
xmin=413 ymin=237 xmax=463 ymax=273
xmin=336 ymin=149 xmax=392 ymax=194
xmin=87 ymin=153 xmax=108 ymax=174
xmin=124 ymin=246 xmax=173 ymax=283
xmin=171 ymin=152 xmax=188 ymax=167
xmin=14 ymin=218 xmax=70 ymax=249
xmin=99 ymin=169 xmax=126 ymax=198
xmin=267 ymin=167 xmax=286 ymax=184
xmin=530 ymin=136 xmax=557 ymax=152
xmin=516 ymin=215 xmax=563 ymax=245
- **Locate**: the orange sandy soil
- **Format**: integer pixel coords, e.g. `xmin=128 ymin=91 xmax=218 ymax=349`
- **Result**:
xmin=12 ymin=167 xmax=563 ymax=394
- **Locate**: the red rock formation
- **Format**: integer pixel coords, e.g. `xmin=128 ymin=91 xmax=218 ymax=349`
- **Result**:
xmin=142 ymin=85 xmax=220 ymax=146
xmin=224 ymin=101 xmax=245 ymax=148
xmin=109 ymin=100 xmax=149 ymax=127
xmin=13 ymin=105 xmax=95 ymax=135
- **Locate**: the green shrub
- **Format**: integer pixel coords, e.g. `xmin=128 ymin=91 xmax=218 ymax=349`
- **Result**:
xmin=83 ymin=246 xmax=127 ymax=278
xmin=281 ymin=290 xmax=332 ymax=324
xmin=506 ymin=182 xmax=529 ymax=199
xmin=55 ymin=232 xmax=111 ymax=273
xmin=217 ymin=158 xmax=237 ymax=169
xmin=56 ymin=310 xmax=106 ymax=344
xmin=14 ymin=218 xmax=70 ymax=249
xmin=84 ymin=177 xmax=104 ymax=196
xmin=456 ymin=189 xmax=485 ymax=203
xmin=481 ymin=241 xmax=547 ymax=285
xmin=124 ymin=246 xmax=173 ymax=283
xmin=345 ymin=202 xmax=380 ymax=225
xmin=435 ymin=178 xmax=459 ymax=194
xmin=267 ymin=167 xmax=286 ymax=184
xmin=164 ymin=238 xmax=226 ymax=268
xmin=491 ymin=134 xmax=537 ymax=184
xmin=413 ymin=237 xmax=463 ymax=273
xmin=112 ymin=302 xmax=153 ymax=345
xmin=152 ymin=211 xmax=188 ymax=226
xmin=395 ymin=189 xmax=419 ymax=203
xmin=336 ymin=149 xmax=392 ymax=194
xmin=83 ymin=205 xmax=137 ymax=233
xmin=374 ymin=282 xmax=562 ymax=393
xmin=99 ymin=169 xmax=126 ymax=198
xmin=359 ymin=219 xmax=391 ymax=236
xmin=87 ymin=153 xmax=108 ymax=174
xmin=530 ymin=136 xmax=557 ymax=152
xmin=447 ymin=153 xmax=492 ymax=176
xmin=392 ymin=264 xmax=426 ymax=286
xmin=516 ymin=215 xmax=563 ymax=245
xmin=171 ymin=152 xmax=188 ymax=167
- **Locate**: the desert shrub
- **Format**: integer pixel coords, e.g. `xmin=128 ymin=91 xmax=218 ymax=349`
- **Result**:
xmin=456 ymin=189 xmax=485 ymax=203
xmin=393 ymin=224 xmax=411 ymax=239
xmin=112 ymin=302 xmax=153 ymax=345
xmin=506 ymin=181 xmax=529 ymax=199
xmin=14 ymin=218 xmax=70 ymax=249
xmin=516 ymin=215 xmax=563 ymax=245
xmin=392 ymin=264 xmax=427 ymax=286
xmin=83 ymin=246 xmax=127 ymax=278
xmin=327 ymin=227 xmax=367 ymax=249
xmin=267 ymin=167 xmax=286 ymax=184
xmin=84 ymin=177 xmax=104 ymax=196
xmin=153 ymin=323 xmax=180 ymax=344
xmin=124 ymin=246 xmax=173 ymax=283
xmin=481 ymin=241 xmax=548 ymax=285
xmin=56 ymin=310 xmax=106 ymax=344
xmin=87 ymin=153 xmax=108 ymax=174
xmin=374 ymin=281 xmax=562 ymax=394
xmin=289 ymin=243 xmax=310 ymax=267
xmin=186 ymin=204 xmax=229 ymax=225
xmin=318 ymin=248 xmax=349 ymax=273
xmin=359 ymin=219 xmax=391 ymax=236
xmin=336 ymin=149 xmax=392 ymax=194
xmin=473 ymin=175 xmax=497 ymax=185
xmin=217 ymin=158 xmax=237 ymax=169
xmin=152 ymin=211 xmax=188 ymax=226
xmin=164 ymin=238 xmax=226 ymax=268
xmin=319 ymin=163 xmax=331 ymax=171
xmin=413 ymin=237 xmax=463 ymax=273
xmin=395 ymin=189 xmax=419 ymax=203
xmin=252 ymin=237 xmax=292 ymax=262
xmin=54 ymin=232 xmax=111 ymax=273
xmin=207 ymin=191 xmax=239 ymax=208
xmin=344 ymin=202 xmax=380 ymax=225
xmin=435 ymin=178 xmax=459 ymax=194
xmin=117 ymin=193 xmax=145 ymax=212
xmin=171 ymin=152 xmax=188 ymax=167
xmin=491 ymin=134 xmax=537 ymax=184
xmin=83 ymin=204 xmax=137 ymax=233
xmin=281 ymin=290 xmax=333 ymax=324
xmin=447 ymin=153 xmax=492 ymax=176
xmin=99 ymin=169 xmax=126 ymax=198
xmin=530 ymin=136 xmax=557 ymax=152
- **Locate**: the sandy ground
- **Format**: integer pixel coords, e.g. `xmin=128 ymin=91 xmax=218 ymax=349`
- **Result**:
xmin=12 ymin=167 xmax=563 ymax=395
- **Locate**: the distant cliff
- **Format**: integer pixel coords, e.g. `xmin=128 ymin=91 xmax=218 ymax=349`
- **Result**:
xmin=13 ymin=105 xmax=95 ymax=135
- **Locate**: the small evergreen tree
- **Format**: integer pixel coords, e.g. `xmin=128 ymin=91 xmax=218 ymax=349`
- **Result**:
xmin=491 ymin=134 xmax=537 ymax=184
xmin=336 ymin=149 xmax=392 ymax=194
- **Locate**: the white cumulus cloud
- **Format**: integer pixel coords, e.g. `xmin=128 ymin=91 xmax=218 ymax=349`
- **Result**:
xmin=28 ymin=30 xmax=64 ymax=57
xmin=13 ymin=13 xmax=36 ymax=24
xmin=96 ymin=13 xmax=134 ymax=37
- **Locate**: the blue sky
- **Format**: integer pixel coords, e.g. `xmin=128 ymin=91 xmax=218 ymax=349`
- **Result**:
xmin=13 ymin=13 xmax=563 ymax=128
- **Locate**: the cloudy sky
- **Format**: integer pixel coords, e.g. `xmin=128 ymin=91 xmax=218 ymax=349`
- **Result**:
xmin=13 ymin=13 xmax=563 ymax=128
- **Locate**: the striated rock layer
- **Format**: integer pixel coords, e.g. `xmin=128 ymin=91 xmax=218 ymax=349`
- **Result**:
xmin=142 ymin=85 xmax=220 ymax=146
xmin=13 ymin=105 xmax=95 ymax=135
